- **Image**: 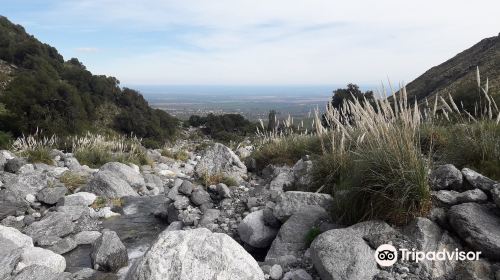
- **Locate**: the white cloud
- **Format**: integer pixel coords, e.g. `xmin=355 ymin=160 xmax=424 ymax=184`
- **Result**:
xmin=75 ymin=47 xmax=99 ymax=53
xmin=37 ymin=0 xmax=500 ymax=84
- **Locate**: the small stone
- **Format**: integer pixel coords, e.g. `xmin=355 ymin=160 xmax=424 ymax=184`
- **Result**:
xmin=216 ymin=183 xmax=232 ymax=198
xmin=270 ymin=264 xmax=283 ymax=280
xmin=190 ymin=188 xmax=211 ymax=206
xmin=178 ymin=180 xmax=194 ymax=195
xmin=25 ymin=194 xmax=36 ymax=203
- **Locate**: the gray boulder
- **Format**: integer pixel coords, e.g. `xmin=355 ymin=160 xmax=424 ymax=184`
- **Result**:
xmin=37 ymin=187 xmax=67 ymax=205
xmin=191 ymin=188 xmax=212 ymax=206
xmin=61 ymin=192 xmax=96 ymax=206
xmin=11 ymin=265 xmax=70 ymax=280
xmin=273 ymin=191 xmax=333 ymax=222
xmin=17 ymin=247 xmax=66 ymax=273
xmin=178 ymin=180 xmax=194 ymax=195
xmin=0 ymin=238 xmax=23 ymax=279
xmin=266 ymin=206 xmax=328 ymax=264
xmin=128 ymin=228 xmax=265 ymax=280
xmin=269 ymin=168 xmax=295 ymax=192
xmin=430 ymin=164 xmax=463 ymax=190
xmin=449 ymin=203 xmax=500 ymax=260
xmin=0 ymin=189 xmax=28 ymax=220
xmin=100 ymin=162 xmax=146 ymax=190
xmin=4 ymin=158 xmax=27 ymax=173
xmin=85 ymin=171 xmax=138 ymax=198
xmin=431 ymin=188 xmax=487 ymax=206
xmin=292 ymin=158 xmax=313 ymax=190
xmin=310 ymin=221 xmax=393 ymax=280
xmin=462 ymin=168 xmax=497 ymax=191
xmin=195 ymin=143 xmax=247 ymax=183
xmin=47 ymin=237 xmax=77 ymax=254
xmin=0 ymin=224 xmax=33 ymax=247
xmin=74 ymin=230 xmax=102 ymax=245
xmin=238 ymin=209 xmax=278 ymax=248
xmin=491 ymin=184 xmax=500 ymax=208
xmin=216 ymin=183 xmax=231 ymax=198
xmin=91 ymin=230 xmax=128 ymax=272
xmin=199 ymin=209 xmax=220 ymax=226
xmin=23 ymin=212 xmax=75 ymax=244
xmin=403 ymin=218 xmax=461 ymax=278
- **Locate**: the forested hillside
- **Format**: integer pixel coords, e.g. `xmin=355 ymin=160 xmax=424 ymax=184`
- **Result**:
xmin=0 ymin=16 xmax=178 ymax=147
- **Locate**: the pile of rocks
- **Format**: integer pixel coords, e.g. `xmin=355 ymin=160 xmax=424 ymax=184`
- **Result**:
xmin=3 ymin=140 xmax=500 ymax=280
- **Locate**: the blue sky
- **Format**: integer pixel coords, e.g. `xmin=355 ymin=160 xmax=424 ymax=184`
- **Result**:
xmin=2 ymin=0 xmax=499 ymax=86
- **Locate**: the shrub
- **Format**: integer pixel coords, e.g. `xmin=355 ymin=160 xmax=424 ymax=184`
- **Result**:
xmin=75 ymin=149 xmax=114 ymax=168
xmin=161 ymin=149 xmax=190 ymax=162
xmin=91 ymin=197 xmax=107 ymax=209
xmin=251 ymin=135 xmax=323 ymax=170
xmin=200 ymin=172 xmax=238 ymax=187
xmin=59 ymin=171 xmax=89 ymax=192
xmin=0 ymin=130 xmax=13 ymax=149
xmin=25 ymin=147 xmax=54 ymax=165
xmin=437 ymin=121 xmax=500 ymax=179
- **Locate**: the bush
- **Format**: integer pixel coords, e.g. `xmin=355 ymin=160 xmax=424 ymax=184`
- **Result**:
xmin=161 ymin=149 xmax=189 ymax=161
xmin=200 ymin=172 xmax=238 ymax=187
xmin=75 ymin=149 xmax=113 ymax=168
xmin=0 ymin=131 xmax=13 ymax=149
xmin=25 ymin=147 xmax=54 ymax=165
xmin=436 ymin=121 xmax=500 ymax=179
xmin=59 ymin=171 xmax=88 ymax=193
xmin=251 ymin=135 xmax=323 ymax=171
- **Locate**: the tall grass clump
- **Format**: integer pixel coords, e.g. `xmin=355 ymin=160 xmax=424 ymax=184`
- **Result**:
xmin=70 ymin=132 xmax=151 ymax=168
xmin=12 ymin=130 xmax=57 ymax=164
xmin=317 ymin=88 xmax=431 ymax=225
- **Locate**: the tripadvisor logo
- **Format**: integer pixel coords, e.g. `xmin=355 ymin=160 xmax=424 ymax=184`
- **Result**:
xmin=374 ymin=244 xmax=482 ymax=267
xmin=375 ymin=244 xmax=398 ymax=267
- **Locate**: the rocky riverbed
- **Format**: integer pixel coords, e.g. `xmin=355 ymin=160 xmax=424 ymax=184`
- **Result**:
xmin=1 ymin=142 xmax=500 ymax=280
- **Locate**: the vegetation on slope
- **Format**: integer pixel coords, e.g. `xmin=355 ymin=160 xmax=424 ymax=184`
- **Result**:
xmin=187 ymin=113 xmax=256 ymax=143
xmin=0 ymin=16 xmax=178 ymax=147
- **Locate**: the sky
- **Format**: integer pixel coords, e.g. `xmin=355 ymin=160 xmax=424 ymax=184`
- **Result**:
xmin=1 ymin=0 xmax=500 ymax=86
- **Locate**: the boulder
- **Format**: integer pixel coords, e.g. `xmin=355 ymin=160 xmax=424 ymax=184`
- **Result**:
xmin=91 ymin=230 xmax=128 ymax=272
xmin=454 ymin=260 xmax=494 ymax=280
xmin=0 ymin=238 xmax=22 ymax=279
xmin=17 ymin=247 xmax=66 ymax=273
xmin=292 ymin=157 xmax=313 ymax=190
xmin=191 ymin=188 xmax=212 ymax=206
xmin=128 ymin=228 xmax=265 ymax=280
xmin=11 ymin=265 xmax=70 ymax=280
xmin=273 ymin=191 xmax=333 ymax=222
xmin=74 ymin=230 xmax=102 ymax=245
xmin=23 ymin=212 xmax=75 ymax=244
xmin=37 ymin=187 xmax=67 ymax=205
xmin=47 ymin=237 xmax=77 ymax=254
xmin=449 ymin=203 xmax=500 ymax=260
xmin=462 ymin=168 xmax=497 ymax=191
xmin=431 ymin=188 xmax=487 ymax=206
xmin=269 ymin=264 xmax=283 ymax=280
xmin=64 ymin=157 xmax=82 ymax=170
xmin=403 ymin=217 xmax=461 ymax=278
xmin=429 ymin=164 xmax=463 ymax=190
xmin=61 ymin=192 xmax=96 ymax=206
xmin=491 ymin=184 xmax=500 ymax=208
xmin=195 ymin=143 xmax=247 ymax=183
xmin=85 ymin=171 xmax=138 ymax=198
xmin=3 ymin=172 xmax=54 ymax=198
xmin=266 ymin=207 xmax=328 ymax=264
xmin=4 ymin=157 xmax=27 ymax=173
xmin=178 ymin=180 xmax=194 ymax=195
xmin=0 ymin=224 xmax=33 ymax=247
xmin=269 ymin=168 xmax=295 ymax=192
xmin=199 ymin=209 xmax=220 ymax=226
xmin=100 ymin=162 xmax=146 ymax=190
xmin=0 ymin=189 xmax=28 ymax=220
xmin=216 ymin=183 xmax=232 ymax=198
xmin=238 ymin=209 xmax=279 ymax=248
xmin=310 ymin=221 xmax=393 ymax=280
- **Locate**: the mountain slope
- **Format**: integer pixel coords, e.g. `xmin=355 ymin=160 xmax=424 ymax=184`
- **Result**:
xmin=0 ymin=16 xmax=178 ymax=147
xmin=404 ymin=33 xmax=500 ymax=105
